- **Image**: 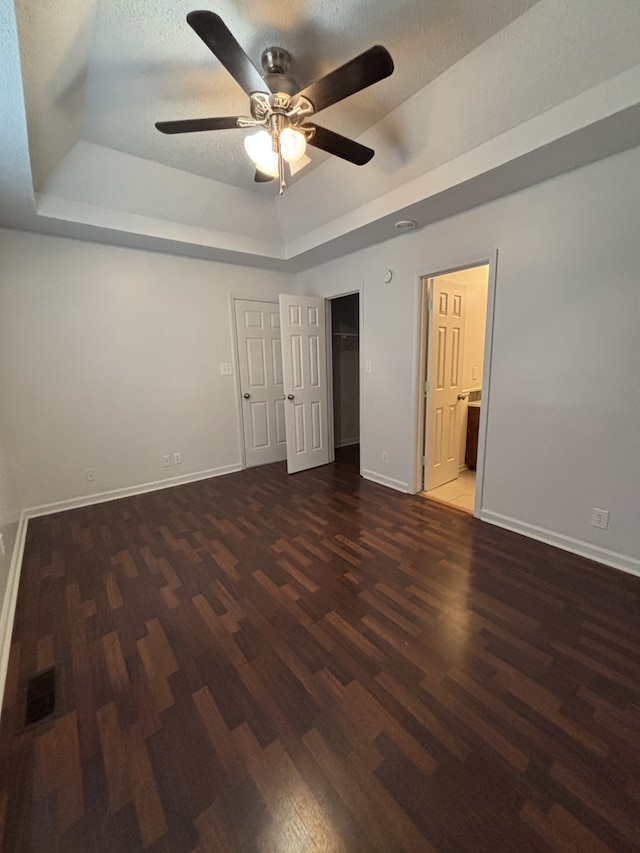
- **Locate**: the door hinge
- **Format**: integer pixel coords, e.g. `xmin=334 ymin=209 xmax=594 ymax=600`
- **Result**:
xmin=424 ymin=381 xmax=429 ymax=393
xmin=422 ymin=455 xmax=426 ymax=466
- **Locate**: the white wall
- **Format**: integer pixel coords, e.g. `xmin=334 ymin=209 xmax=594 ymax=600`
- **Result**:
xmin=0 ymin=395 xmax=24 ymax=705
xmin=0 ymin=229 xmax=295 ymax=510
xmin=0 ymin=270 xmax=22 ymax=596
xmin=0 ymin=270 xmax=23 ymax=607
xmin=461 ymin=280 xmax=489 ymax=393
xmin=0 ymin=424 xmax=20 ymax=614
xmin=298 ymin=145 xmax=640 ymax=574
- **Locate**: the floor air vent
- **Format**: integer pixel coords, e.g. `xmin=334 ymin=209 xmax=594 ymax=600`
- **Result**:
xmin=25 ymin=668 xmax=56 ymax=726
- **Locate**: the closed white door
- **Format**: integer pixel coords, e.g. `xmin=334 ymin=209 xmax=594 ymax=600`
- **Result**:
xmin=234 ymin=299 xmax=287 ymax=467
xmin=279 ymin=294 xmax=330 ymax=474
xmin=424 ymin=279 xmax=467 ymax=490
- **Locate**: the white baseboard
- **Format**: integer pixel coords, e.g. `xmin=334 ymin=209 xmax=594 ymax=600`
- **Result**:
xmin=0 ymin=512 xmax=29 ymax=712
xmin=0 ymin=462 xmax=243 ymax=710
xmin=26 ymin=463 xmax=243 ymax=519
xmin=362 ymin=469 xmax=410 ymax=493
xmin=480 ymin=509 xmax=640 ymax=578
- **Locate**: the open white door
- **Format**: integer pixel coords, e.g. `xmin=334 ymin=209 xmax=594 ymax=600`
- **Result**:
xmin=279 ymin=294 xmax=330 ymax=474
xmin=234 ymin=299 xmax=287 ymax=467
xmin=424 ymin=278 xmax=467 ymax=490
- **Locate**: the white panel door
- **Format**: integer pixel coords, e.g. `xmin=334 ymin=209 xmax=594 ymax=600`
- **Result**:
xmin=279 ymin=294 xmax=330 ymax=474
xmin=424 ymin=279 xmax=467 ymax=491
xmin=234 ymin=299 xmax=287 ymax=468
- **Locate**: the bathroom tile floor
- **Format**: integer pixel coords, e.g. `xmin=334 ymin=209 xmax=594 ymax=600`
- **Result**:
xmin=422 ymin=468 xmax=476 ymax=511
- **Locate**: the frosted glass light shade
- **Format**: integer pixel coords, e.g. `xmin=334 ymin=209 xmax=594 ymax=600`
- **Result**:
xmin=280 ymin=128 xmax=306 ymax=163
xmin=244 ymin=130 xmax=278 ymax=176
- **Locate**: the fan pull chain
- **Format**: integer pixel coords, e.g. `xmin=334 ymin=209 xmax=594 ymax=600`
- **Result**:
xmin=271 ymin=128 xmax=286 ymax=195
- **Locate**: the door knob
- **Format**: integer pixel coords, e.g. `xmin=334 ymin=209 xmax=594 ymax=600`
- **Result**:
xmin=243 ymin=393 xmax=251 ymax=399
xmin=287 ymin=394 xmax=295 ymax=400
xmin=457 ymin=393 xmax=467 ymax=401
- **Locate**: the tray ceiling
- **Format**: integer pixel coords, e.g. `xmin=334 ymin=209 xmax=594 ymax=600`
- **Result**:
xmin=3 ymin=0 xmax=640 ymax=270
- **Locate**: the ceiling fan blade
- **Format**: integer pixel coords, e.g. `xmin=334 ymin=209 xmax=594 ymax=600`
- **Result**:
xmin=305 ymin=124 xmax=374 ymax=165
xmin=187 ymin=11 xmax=268 ymax=97
xmin=155 ymin=117 xmax=243 ymax=134
xmin=254 ymin=169 xmax=276 ymax=182
xmin=295 ymin=45 xmax=393 ymax=115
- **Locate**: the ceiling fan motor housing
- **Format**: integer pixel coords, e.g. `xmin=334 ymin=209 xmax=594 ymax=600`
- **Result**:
xmin=261 ymin=47 xmax=290 ymax=74
xmin=260 ymin=47 xmax=300 ymax=97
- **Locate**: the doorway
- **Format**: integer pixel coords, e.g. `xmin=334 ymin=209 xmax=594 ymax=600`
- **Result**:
xmin=233 ymin=294 xmax=334 ymax=474
xmin=417 ymin=264 xmax=490 ymax=513
xmin=330 ymin=293 xmax=360 ymax=466
xmin=233 ymin=298 xmax=287 ymax=468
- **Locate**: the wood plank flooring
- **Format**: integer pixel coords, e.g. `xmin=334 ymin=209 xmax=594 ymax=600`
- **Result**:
xmin=1 ymin=448 xmax=639 ymax=852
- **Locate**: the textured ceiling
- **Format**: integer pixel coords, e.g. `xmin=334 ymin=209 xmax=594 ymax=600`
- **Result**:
xmin=4 ymin=0 xmax=640 ymax=271
xmin=17 ymin=0 xmax=543 ymax=191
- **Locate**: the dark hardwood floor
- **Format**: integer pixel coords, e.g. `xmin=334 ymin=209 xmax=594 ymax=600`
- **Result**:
xmin=1 ymin=448 xmax=639 ymax=852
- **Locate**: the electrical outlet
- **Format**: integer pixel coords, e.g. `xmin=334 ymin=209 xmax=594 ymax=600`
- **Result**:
xmin=0 ymin=533 xmax=5 ymax=558
xmin=382 ymin=451 xmax=389 ymax=463
xmin=162 ymin=455 xmax=172 ymax=468
xmin=173 ymin=452 xmax=182 ymax=465
xmin=219 ymin=362 xmax=233 ymax=375
xmin=591 ymin=508 xmax=609 ymax=529
xmin=86 ymin=468 xmax=96 ymax=482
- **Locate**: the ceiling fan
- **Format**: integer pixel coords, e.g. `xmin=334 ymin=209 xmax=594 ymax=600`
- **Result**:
xmin=155 ymin=11 xmax=394 ymax=193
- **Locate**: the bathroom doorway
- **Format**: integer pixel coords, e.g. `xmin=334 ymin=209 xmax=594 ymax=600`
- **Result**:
xmin=418 ymin=264 xmax=490 ymax=512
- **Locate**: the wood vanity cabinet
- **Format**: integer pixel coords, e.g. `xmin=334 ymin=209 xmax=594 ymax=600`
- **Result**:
xmin=465 ymin=403 xmax=480 ymax=469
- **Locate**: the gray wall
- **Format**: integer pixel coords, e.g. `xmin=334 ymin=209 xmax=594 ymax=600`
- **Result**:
xmin=0 ymin=231 xmax=295 ymax=509
xmin=298 ymin=145 xmax=640 ymax=574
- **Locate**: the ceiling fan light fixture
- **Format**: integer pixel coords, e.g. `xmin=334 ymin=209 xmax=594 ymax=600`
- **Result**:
xmin=289 ymin=152 xmax=312 ymax=176
xmin=244 ymin=130 xmax=278 ymax=176
xmin=280 ymin=128 xmax=307 ymax=163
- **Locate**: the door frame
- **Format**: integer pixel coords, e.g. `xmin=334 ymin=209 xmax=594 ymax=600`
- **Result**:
xmin=279 ymin=293 xmax=331 ymax=474
xmin=231 ymin=291 xmax=360 ymax=473
xmin=327 ymin=289 xmax=363 ymax=475
xmin=413 ymin=252 xmax=498 ymax=517
xmin=230 ymin=294 xmax=283 ymax=470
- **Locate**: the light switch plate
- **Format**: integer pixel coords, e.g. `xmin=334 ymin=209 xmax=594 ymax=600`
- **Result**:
xmin=220 ymin=362 xmax=232 ymax=375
